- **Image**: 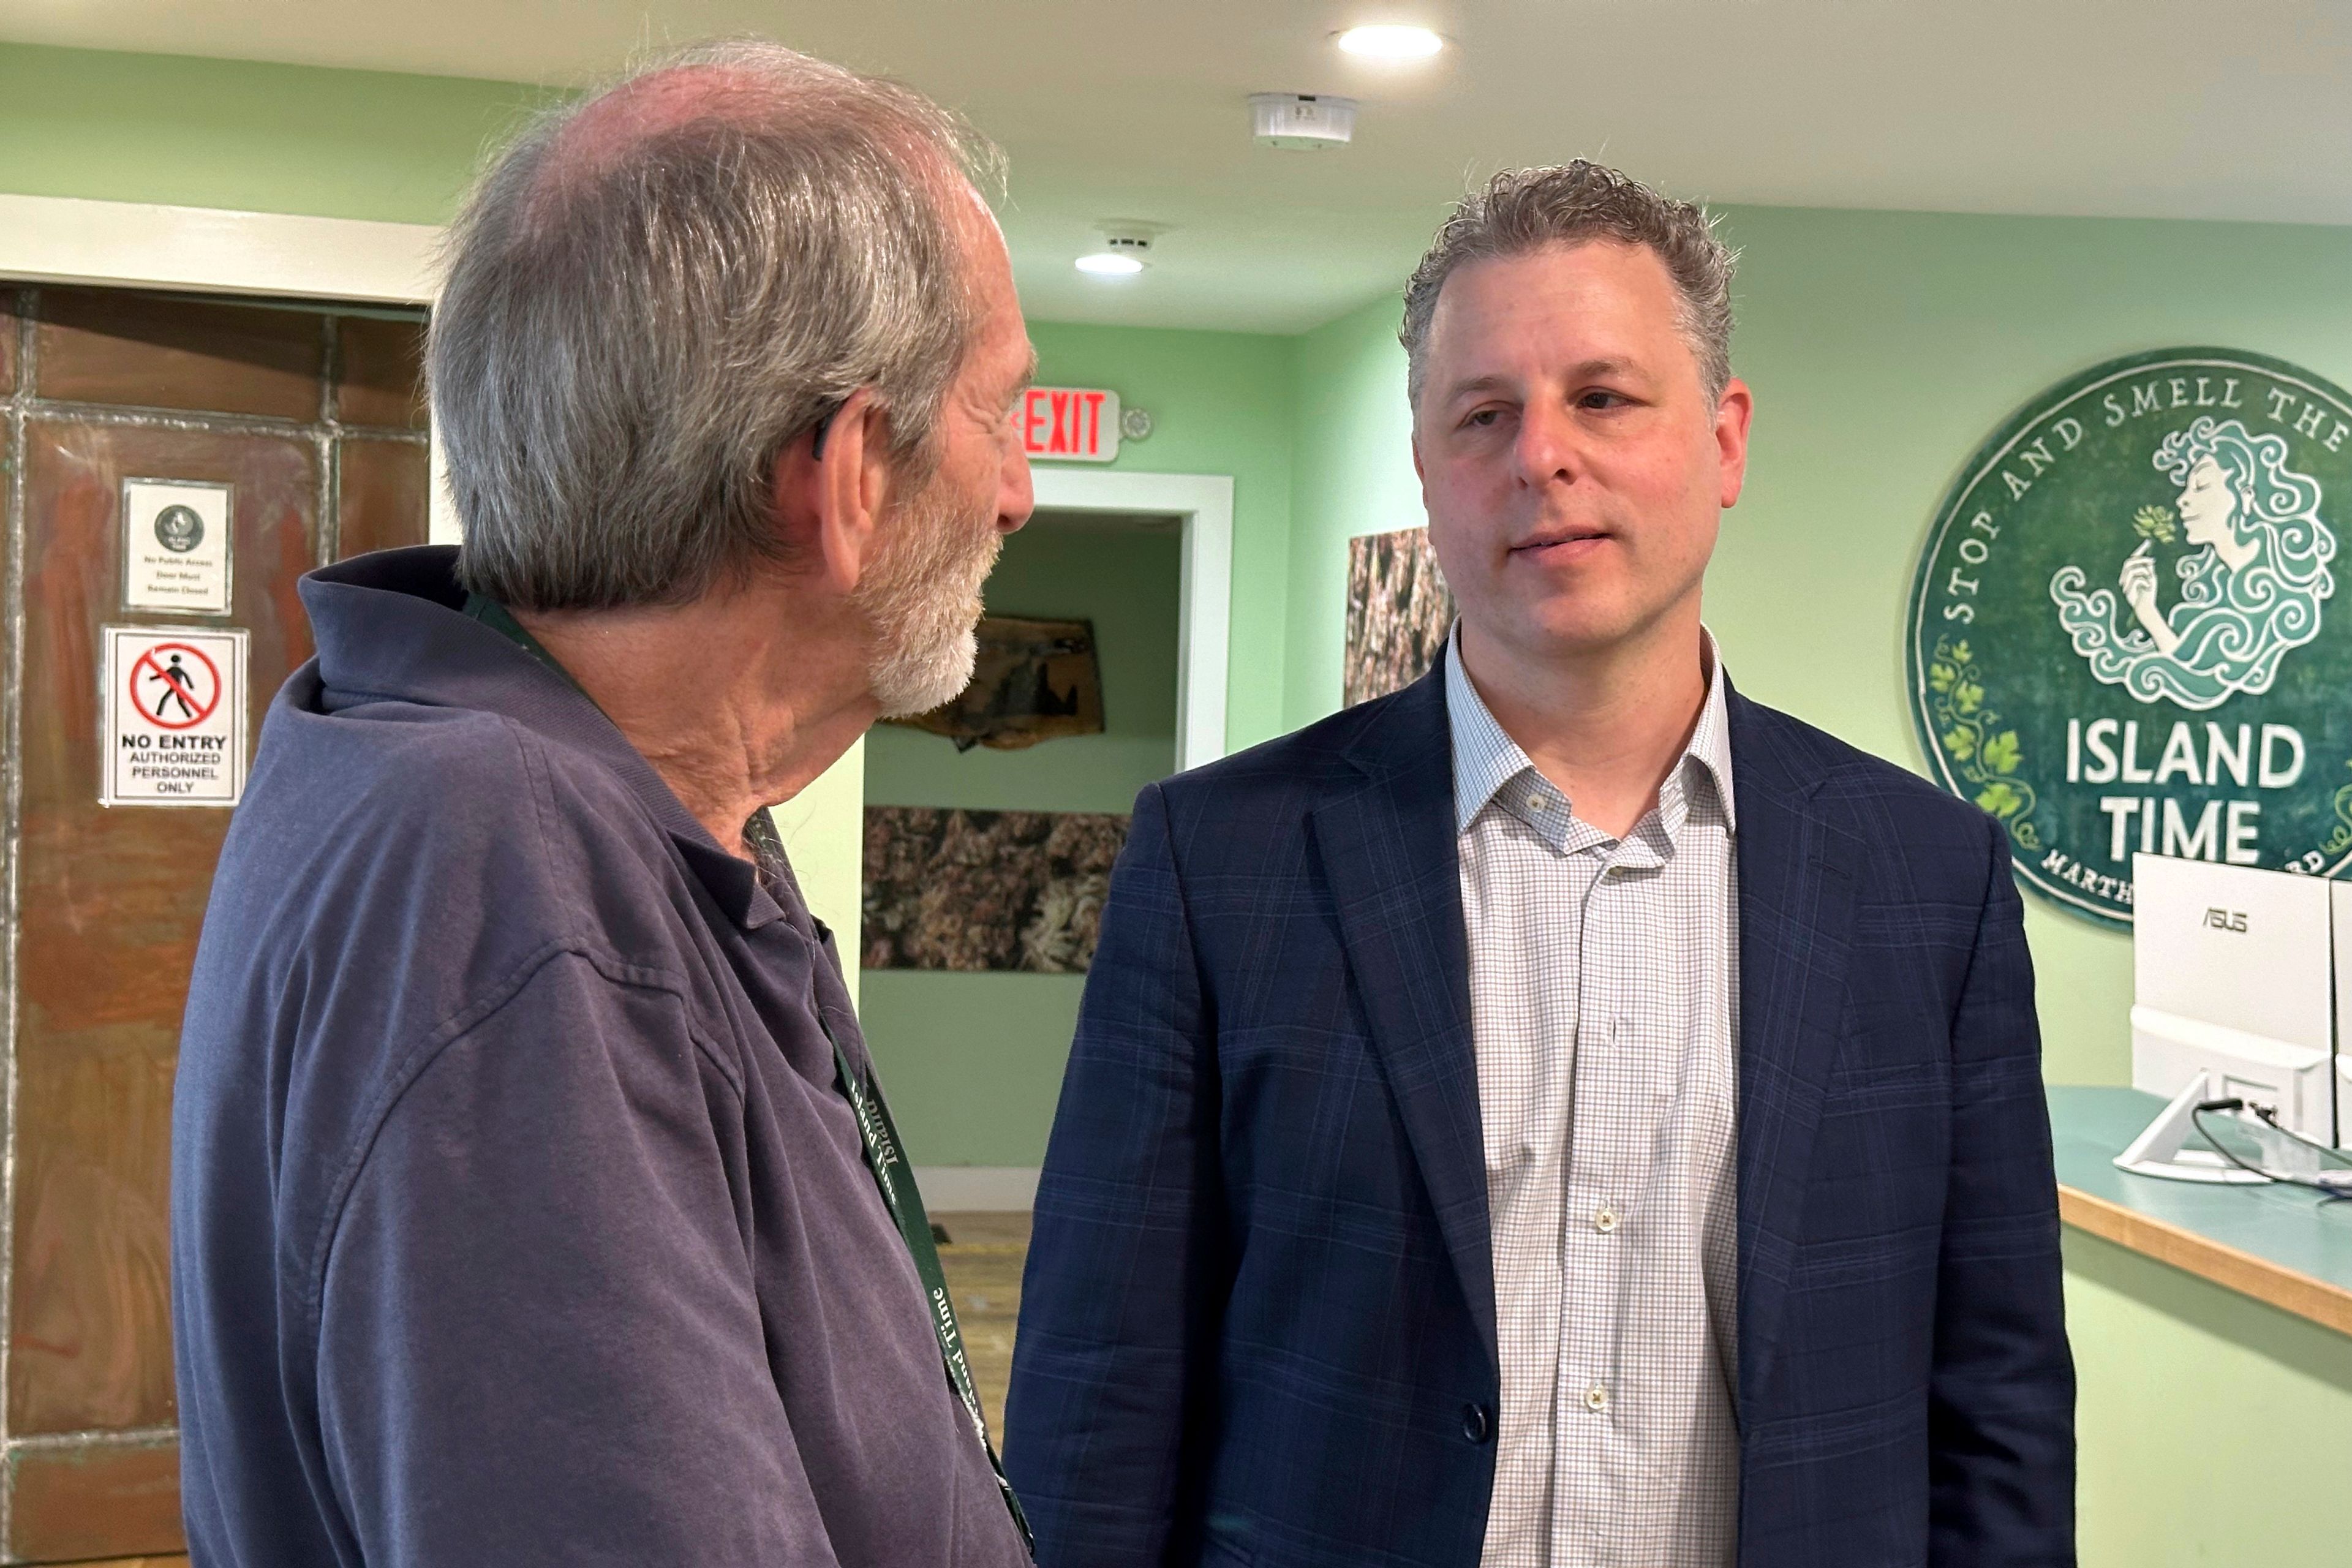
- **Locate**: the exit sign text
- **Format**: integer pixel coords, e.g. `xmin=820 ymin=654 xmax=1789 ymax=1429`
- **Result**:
xmin=1021 ymin=386 xmax=1121 ymax=462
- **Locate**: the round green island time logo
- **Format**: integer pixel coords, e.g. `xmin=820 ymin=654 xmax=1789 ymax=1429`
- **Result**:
xmin=1907 ymin=347 xmax=2352 ymax=927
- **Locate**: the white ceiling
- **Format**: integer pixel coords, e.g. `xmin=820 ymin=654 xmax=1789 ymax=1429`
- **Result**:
xmin=8 ymin=1 xmax=2352 ymax=333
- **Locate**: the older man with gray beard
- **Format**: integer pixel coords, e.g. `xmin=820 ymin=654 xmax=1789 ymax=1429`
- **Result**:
xmin=170 ymin=42 xmax=1037 ymax=1568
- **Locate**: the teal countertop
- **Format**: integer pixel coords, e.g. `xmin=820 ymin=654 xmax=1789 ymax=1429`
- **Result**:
xmin=2048 ymin=1085 xmax=2352 ymax=1333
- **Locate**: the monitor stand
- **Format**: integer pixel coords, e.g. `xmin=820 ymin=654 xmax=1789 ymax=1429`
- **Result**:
xmin=2114 ymin=1072 xmax=2270 ymax=1185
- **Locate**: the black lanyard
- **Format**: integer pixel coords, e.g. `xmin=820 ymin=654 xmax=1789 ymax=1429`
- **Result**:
xmin=466 ymin=595 xmax=1033 ymax=1551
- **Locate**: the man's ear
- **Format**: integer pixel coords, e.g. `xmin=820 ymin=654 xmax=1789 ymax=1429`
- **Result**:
xmin=1714 ymin=378 xmax=1755 ymax=510
xmin=769 ymin=390 xmax=895 ymax=593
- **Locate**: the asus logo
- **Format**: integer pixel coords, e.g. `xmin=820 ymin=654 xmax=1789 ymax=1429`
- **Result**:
xmin=2202 ymin=908 xmax=2249 ymax=933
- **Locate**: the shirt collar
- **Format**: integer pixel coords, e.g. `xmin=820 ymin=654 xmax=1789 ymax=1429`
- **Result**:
xmin=461 ymin=590 xmax=593 ymax=698
xmin=300 ymin=547 xmax=794 ymax=931
xmin=1445 ymin=622 xmax=1738 ymax=839
xmin=1446 ymin=629 xmax=1536 ymax=835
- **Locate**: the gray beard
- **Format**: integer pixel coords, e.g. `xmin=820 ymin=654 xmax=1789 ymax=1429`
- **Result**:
xmin=853 ymin=483 xmax=1001 ymax=719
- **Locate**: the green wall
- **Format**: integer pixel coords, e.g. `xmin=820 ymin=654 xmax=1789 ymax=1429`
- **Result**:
xmin=0 ymin=43 xmax=545 ymax=225
xmin=2066 ymin=1229 xmax=2352 ymax=1566
xmin=862 ymin=522 xmax=1181 ymax=1164
xmin=1286 ymin=291 xmax=1422 ymax=728
xmin=1282 ymin=206 xmax=2352 ymax=1568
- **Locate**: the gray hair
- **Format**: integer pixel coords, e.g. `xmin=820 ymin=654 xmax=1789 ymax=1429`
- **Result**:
xmin=431 ymin=40 xmax=1002 ymax=610
xmin=1399 ymin=161 xmax=1736 ymax=411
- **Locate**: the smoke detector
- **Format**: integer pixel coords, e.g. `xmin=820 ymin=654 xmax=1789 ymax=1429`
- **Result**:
xmin=1076 ymin=221 xmax=1168 ymax=277
xmin=1250 ymin=92 xmax=1358 ymax=151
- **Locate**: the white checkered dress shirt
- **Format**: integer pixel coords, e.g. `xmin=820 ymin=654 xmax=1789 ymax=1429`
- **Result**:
xmin=1449 ymin=629 xmax=1741 ymax=1568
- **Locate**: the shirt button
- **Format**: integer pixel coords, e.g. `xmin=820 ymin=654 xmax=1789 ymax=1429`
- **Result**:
xmin=1461 ymin=1401 xmax=1493 ymax=1444
xmin=1594 ymin=1204 xmax=1620 ymax=1234
xmin=1585 ymin=1384 xmax=1610 ymax=1414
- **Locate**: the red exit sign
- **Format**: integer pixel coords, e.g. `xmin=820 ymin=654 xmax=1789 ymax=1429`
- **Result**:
xmin=1020 ymin=386 xmax=1122 ymax=462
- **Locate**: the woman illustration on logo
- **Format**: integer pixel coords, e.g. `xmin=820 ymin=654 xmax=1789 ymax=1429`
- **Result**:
xmin=2049 ymin=415 xmax=2337 ymax=709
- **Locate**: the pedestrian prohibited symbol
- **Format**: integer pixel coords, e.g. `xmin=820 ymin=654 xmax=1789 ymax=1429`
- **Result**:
xmin=129 ymin=643 xmax=221 ymax=730
xmin=102 ymin=625 xmax=247 ymax=807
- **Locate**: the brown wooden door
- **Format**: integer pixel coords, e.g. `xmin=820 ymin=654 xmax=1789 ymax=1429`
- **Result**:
xmin=0 ymin=284 xmax=431 ymax=1564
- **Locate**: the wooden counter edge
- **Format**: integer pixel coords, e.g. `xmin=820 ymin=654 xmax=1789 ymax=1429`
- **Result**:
xmin=2057 ymin=1182 xmax=2352 ymax=1336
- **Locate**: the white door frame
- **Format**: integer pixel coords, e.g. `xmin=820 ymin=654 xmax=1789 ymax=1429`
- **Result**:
xmin=0 ymin=192 xmax=461 ymax=536
xmin=1028 ymin=467 xmax=1232 ymax=770
xmin=0 ymin=193 xmax=441 ymax=303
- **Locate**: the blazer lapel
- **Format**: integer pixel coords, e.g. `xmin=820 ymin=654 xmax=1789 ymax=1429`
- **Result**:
xmin=1729 ymin=690 xmax=1864 ymax=1422
xmin=1309 ymin=665 xmax=1495 ymax=1367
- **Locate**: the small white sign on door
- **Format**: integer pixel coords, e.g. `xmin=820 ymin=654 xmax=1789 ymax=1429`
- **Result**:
xmin=122 ymin=478 xmax=233 ymax=614
xmin=101 ymin=625 xmax=248 ymax=807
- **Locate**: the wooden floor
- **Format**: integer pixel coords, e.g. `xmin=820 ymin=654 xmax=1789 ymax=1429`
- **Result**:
xmin=933 ymin=1210 xmax=1033 ymax=1446
xmin=75 ymin=1215 xmax=1035 ymax=1568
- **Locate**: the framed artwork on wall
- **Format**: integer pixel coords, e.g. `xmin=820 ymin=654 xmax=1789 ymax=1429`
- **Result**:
xmin=887 ymin=615 xmax=1106 ymax=752
xmin=862 ymin=807 xmax=1129 ymax=973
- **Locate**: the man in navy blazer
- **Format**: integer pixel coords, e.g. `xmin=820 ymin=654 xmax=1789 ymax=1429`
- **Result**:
xmin=1006 ymin=162 xmax=2074 ymax=1567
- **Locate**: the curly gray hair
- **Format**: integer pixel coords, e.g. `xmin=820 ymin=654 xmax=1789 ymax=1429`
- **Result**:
xmin=1400 ymin=161 xmax=1736 ymax=410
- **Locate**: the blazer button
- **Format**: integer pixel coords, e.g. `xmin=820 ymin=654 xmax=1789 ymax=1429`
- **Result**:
xmin=1461 ymin=1402 xmax=1493 ymax=1444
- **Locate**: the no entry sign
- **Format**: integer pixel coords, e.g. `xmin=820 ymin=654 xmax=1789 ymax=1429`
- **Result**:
xmin=102 ymin=625 xmax=248 ymax=807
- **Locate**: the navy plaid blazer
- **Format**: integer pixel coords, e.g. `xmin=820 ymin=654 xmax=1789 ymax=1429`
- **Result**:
xmin=1005 ymin=657 xmax=2075 ymax=1568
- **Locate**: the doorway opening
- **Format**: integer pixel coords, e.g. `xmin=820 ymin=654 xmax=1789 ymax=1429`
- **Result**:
xmin=856 ymin=499 xmax=1193 ymax=1439
xmin=857 ymin=502 xmax=1187 ymax=1183
xmin=849 ymin=467 xmax=1232 ymax=1219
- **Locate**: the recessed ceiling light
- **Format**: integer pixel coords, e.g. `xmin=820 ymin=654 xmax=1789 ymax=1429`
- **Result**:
xmin=1335 ymin=24 xmax=1445 ymax=60
xmin=1075 ymin=252 xmax=1145 ymax=277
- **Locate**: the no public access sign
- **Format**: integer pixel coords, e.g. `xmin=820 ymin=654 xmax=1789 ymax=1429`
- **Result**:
xmin=102 ymin=625 xmax=248 ymax=807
